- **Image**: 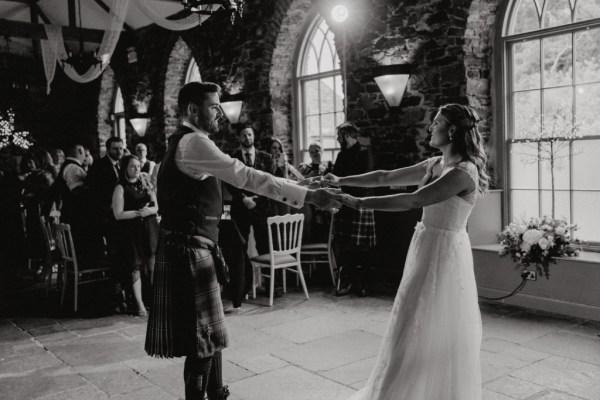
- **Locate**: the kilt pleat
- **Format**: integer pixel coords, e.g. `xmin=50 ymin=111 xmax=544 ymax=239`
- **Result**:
xmin=334 ymin=206 xmax=376 ymax=248
xmin=145 ymin=231 xmax=228 ymax=358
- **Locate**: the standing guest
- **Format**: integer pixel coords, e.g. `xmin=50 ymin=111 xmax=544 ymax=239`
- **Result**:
xmin=112 ymin=155 xmax=159 ymax=317
xmin=324 ymin=104 xmax=489 ymax=400
xmin=82 ymin=148 xmax=94 ymax=171
xmin=144 ymin=81 xmax=338 ymax=400
xmin=87 ymin=137 xmax=125 ymax=307
xmin=267 ymin=137 xmax=304 ymax=216
xmin=331 ymin=122 xmax=376 ymax=297
xmin=298 ymin=143 xmax=334 ymax=243
xmin=135 ymin=143 xmax=156 ymax=175
xmin=228 ymin=125 xmax=273 ymax=255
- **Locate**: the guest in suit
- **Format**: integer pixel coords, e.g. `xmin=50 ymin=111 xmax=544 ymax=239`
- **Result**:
xmin=144 ymin=81 xmax=338 ymax=400
xmin=87 ymin=137 xmax=125 ymax=306
xmin=229 ymin=126 xmax=273 ymax=255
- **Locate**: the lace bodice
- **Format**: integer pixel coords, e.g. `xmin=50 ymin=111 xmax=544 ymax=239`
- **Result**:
xmin=420 ymin=156 xmax=479 ymax=232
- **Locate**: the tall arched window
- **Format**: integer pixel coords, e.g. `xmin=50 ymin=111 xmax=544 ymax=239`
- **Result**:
xmin=296 ymin=17 xmax=344 ymax=163
xmin=503 ymin=0 xmax=600 ymax=245
xmin=113 ymin=87 xmax=127 ymax=147
xmin=186 ymin=59 xmax=201 ymax=83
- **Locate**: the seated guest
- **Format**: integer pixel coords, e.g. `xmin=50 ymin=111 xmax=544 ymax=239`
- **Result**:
xmin=51 ymin=148 xmax=65 ymax=176
xmin=112 ymin=154 xmax=159 ymax=317
xmin=298 ymin=142 xmax=333 ymax=178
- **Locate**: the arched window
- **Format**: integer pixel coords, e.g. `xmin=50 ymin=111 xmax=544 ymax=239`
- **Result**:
xmin=113 ymin=86 xmax=127 ymax=147
xmin=186 ymin=59 xmax=201 ymax=83
xmin=295 ymin=17 xmax=344 ymax=163
xmin=503 ymin=0 xmax=600 ymax=245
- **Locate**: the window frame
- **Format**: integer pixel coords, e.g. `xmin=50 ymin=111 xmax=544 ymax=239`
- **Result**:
xmin=111 ymin=86 xmax=127 ymax=147
xmin=500 ymin=0 xmax=600 ymax=250
xmin=293 ymin=15 xmax=344 ymax=165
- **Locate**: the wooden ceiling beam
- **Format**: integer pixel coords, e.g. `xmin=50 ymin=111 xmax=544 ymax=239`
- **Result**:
xmin=0 ymin=19 xmax=108 ymax=42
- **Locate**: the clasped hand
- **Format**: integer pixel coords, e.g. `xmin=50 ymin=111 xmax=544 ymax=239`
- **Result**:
xmin=305 ymin=188 xmax=343 ymax=211
xmin=297 ymin=173 xmax=340 ymax=189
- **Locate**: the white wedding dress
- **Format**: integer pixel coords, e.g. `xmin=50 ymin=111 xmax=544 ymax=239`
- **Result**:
xmin=349 ymin=157 xmax=482 ymax=400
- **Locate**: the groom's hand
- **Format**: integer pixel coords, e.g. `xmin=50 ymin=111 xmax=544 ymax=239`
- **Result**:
xmin=297 ymin=176 xmax=322 ymax=189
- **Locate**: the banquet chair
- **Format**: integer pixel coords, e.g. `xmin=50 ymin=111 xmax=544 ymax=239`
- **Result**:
xmin=300 ymin=212 xmax=337 ymax=285
xmin=250 ymin=214 xmax=307 ymax=306
xmin=39 ymin=215 xmax=64 ymax=299
xmin=55 ymin=223 xmax=111 ymax=312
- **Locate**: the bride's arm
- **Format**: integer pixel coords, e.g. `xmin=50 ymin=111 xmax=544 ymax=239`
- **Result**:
xmin=336 ymin=168 xmax=475 ymax=211
xmin=326 ymin=160 xmax=429 ymax=188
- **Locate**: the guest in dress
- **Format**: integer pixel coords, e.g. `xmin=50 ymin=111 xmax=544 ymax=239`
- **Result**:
xmin=267 ymin=137 xmax=304 ymax=216
xmin=112 ymin=154 xmax=159 ymax=317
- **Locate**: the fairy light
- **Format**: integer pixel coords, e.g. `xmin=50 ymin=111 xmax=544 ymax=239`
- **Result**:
xmin=0 ymin=109 xmax=33 ymax=150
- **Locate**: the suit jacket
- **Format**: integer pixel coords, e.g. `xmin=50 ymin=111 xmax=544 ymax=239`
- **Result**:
xmin=87 ymin=155 xmax=120 ymax=218
xmin=229 ymin=148 xmax=272 ymax=217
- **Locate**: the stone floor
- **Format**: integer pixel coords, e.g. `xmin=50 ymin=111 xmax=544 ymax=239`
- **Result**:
xmin=1 ymin=286 xmax=600 ymax=400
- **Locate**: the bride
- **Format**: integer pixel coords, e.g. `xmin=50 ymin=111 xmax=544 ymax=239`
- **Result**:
xmin=322 ymin=104 xmax=490 ymax=400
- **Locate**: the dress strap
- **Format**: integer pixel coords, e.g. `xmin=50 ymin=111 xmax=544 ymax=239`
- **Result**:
xmin=453 ymin=161 xmax=478 ymax=188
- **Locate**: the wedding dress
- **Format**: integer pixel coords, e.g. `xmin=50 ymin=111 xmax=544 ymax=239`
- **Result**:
xmin=349 ymin=157 xmax=482 ymax=400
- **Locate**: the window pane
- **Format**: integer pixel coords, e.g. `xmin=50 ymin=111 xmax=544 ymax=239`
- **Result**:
xmin=304 ymin=45 xmax=319 ymax=75
xmin=575 ymin=27 xmax=600 ymax=83
xmin=335 ymin=111 xmax=345 ymax=128
xmin=572 ymin=139 xmax=600 ymax=189
xmin=543 ymin=87 xmax=572 ymax=132
xmin=575 ymin=83 xmax=600 ymax=136
xmin=540 ymin=144 xmax=571 ymax=190
xmin=509 ymin=142 xmax=539 ymax=189
xmin=543 ymin=34 xmax=573 ymax=87
xmin=543 ymin=0 xmax=573 ymax=28
xmin=323 ymin=136 xmax=337 ymax=150
xmin=334 ymin=75 xmax=345 ymax=112
xmin=319 ymin=40 xmax=334 ymax=73
xmin=511 ymin=0 xmax=541 ymax=35
xmin=513 ymin=90 xmax=541 ymax=139
xmin=540 ymin=190 xmax=571 ymax=220
xmin=306 ymin=115 xmax=320 ymax=144
xmin=304 ymin=80 xmax=319 ymax=115
xmin=321 ymin=113 xmax=335 ymax=139
xmin=320 ymin=77 xmax=335 ymax=113
xmin=513 ymin=40 xmax=541 ymax=90
xmin=511 ymin=190 xmax=540 ymax=220
xmin=114 ymin=87 xmax=124 ymax=113
xmin=575 ymin=0 xmax=600 ymax=21
xmin=573 ymin=191 xmax=600 ymax=241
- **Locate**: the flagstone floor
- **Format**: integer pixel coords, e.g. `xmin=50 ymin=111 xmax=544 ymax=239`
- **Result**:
xmin=1 ymin=287 xmax=599 ymax=400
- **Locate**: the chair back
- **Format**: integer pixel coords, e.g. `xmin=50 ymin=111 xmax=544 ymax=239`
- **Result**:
xmin=39 ymin=215 xmax=56 ymax=261
xmin=267 ymin=214 xmax=304 ymax=256
xmin=55 ymin=223 xmax=77 ymax=265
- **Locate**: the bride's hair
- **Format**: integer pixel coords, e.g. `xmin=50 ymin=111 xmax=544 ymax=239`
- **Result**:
xmin=439 ymin=104 xmax=490 ymax=195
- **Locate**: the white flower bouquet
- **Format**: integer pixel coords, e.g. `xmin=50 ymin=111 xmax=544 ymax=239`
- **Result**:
xmin=498 ymin=216 xmax=580 ymax=279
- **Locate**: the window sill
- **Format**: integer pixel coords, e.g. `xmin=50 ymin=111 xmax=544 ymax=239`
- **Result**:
xmin=472 ymin=244 xmax=600 ymax=264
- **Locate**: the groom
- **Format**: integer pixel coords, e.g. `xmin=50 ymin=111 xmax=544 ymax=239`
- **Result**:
xmin=145 ymin=81 xmax=339 ymax=400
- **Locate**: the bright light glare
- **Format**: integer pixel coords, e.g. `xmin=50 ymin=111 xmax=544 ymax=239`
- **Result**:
xmin=331 ymin=5 xmax=349 ymax=22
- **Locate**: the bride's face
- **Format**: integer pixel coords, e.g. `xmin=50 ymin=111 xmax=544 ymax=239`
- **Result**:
xmin=428 ymin=112 xmax=451 ymax=149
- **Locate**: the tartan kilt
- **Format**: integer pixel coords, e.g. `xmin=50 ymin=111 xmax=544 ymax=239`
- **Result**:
xmin=145 ymin=230 xmax=229 ymax=358
xmin=334 ymin=205 xmax=376 ymax=248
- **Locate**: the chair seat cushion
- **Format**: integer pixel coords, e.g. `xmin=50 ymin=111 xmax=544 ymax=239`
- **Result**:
xmin=251 ymin=253 xmax=297 ymax=264
xmin=301 ymin=243 xmax=327 ymax=251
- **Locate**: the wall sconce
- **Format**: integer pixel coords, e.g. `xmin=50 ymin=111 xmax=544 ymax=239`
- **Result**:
xmin=373 ymin=64 xmax=412 ymax=107
xmin=220 ymin=94 xmax=244 ymax=124
xmin=130 ymin=117 xmax=150 ymax=137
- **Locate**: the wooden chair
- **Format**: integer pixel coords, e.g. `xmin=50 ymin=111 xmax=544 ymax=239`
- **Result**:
xmin=55 ymin=223 xmax=111 ymax=312
xmin=39 ymin=215 xmax=63 ymax=299
xmin=250 ymin=214 xmax=307 ymax=306
xmin=300 ymin=212 xmax=337 ymax=285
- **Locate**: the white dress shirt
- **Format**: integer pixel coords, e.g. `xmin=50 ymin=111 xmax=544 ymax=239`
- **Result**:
xmin=175 ymin=122 xmax=307 ymax=208
xmin=63 ymin=157 xmax=87 ymax=191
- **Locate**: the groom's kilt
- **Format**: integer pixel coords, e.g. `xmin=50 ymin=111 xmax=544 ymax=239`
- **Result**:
xmin=334 ymin=205 xmax=376 ymax=248
xmin=145 ymin=230 xmax=228 ymax=358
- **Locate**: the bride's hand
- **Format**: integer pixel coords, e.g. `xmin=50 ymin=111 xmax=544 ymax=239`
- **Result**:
xmin=298 ymin=176 xmax=322 ymax=189
xmin=333 ymin=193 xmax=360 ymax=209
xmin=322 ymin=173 xmax=340 ymax=187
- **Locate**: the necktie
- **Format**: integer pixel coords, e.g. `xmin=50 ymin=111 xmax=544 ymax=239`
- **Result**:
xmin=245 ymin=152 xmax=252 ymax=166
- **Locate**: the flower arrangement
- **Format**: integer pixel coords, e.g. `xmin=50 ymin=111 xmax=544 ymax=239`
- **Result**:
xmin=498 ymin=216 xmax=581 ymax=279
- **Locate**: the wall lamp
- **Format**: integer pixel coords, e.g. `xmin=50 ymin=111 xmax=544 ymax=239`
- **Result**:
xmin=130 ymin=117 xmax=150 ymax=137
xmin=373 ymin=64 xmax=412 ymax=107
xmin=220 ymin=93 xmax=244 ymax=124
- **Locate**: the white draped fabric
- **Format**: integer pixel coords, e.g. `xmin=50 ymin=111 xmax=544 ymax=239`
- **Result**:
xmin=40 ymin=0 xmax=130 ymax=91
xmin=131 ymin=0 xmax=219 ymax=31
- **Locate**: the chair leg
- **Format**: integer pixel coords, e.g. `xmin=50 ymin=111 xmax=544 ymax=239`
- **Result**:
xmin=296 ymin=262 xmax=309 ymax=300
xmin=74 ymin=272 xmax=78 ymax=312
xmin=282 ymin=269 xmax=286 ymax=294
xmin=269 ymin=267 xmax=275 ymax=307
xmin=59 ymin=265 xmax=66 ymax=307
xmin=252 ymin=264 xmax=257 ymax=299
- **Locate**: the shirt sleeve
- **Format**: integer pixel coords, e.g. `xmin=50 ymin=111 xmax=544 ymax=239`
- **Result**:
xmin=63 ymin=164 xmax=87 ymax=191
xmin=175 ymin=133 xmax=308 ymax=208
